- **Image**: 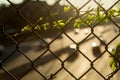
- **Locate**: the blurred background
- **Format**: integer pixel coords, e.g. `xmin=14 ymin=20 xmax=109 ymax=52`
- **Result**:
xmin=0 ymin=0 xmax=120 ymax=80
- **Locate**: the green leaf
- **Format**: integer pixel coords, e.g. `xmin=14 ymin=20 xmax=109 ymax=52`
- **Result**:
xmin=73 ymin=23 xmax=77 ymax=27
xmin=21 ymin=25 xmax=31 ymax=32
xmin=109 ymin=59 xmax=116 ymax=70
xmin=21 ymin=28 xmax=24 ymax=32
xmin=39 ymin=17 xmax=43 ymax=21
xmin=111 ymin=62 xmax=116 ymax=70
xmin=104 ymin=18 xmax=109 ymax=23
xmin=74 ymin=22 xmax=81 ymax=28
xmin=59 ymin=22 xmax=65 ymax=27
xmin=64 ymin=5 xmax=71 ymax=12
xmin=115 ymin=43 xmax=120 ymax=57
xmin=58 ymin=20 xmax=63 ymax=23
xmin=73 ymin=18 xmax=82 ymax=28
xmin=42 ymin=22 xmax=50 ymax=30
xmin=53 ymin=20 xmax=65 ymax=29
xmin=35 ymin=25 xmax=41 ymax=30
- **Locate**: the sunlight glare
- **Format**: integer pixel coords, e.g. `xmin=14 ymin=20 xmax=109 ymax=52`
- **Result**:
xmin=9 ymin=0 xmax=24 ymax=4
xmin=65 ymin=0 xmax=118 ymax=11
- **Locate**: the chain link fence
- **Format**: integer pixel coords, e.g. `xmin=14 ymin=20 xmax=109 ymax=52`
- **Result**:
xmin=0 ymin=0 xmax=120 ymax=80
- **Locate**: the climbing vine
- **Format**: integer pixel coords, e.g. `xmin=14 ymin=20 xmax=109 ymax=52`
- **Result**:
xmin=21 ymin=4 xmax=120 ymax=71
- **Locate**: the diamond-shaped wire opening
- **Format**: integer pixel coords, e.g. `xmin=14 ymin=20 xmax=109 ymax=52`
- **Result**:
xmin=33 ymin=2 xmax=67 ymax=39
xmin=49 ymin=33 xmax=68 ymax=50
xmin=47 ymin=1 xmax=77 ymax=32
xmin=1 ymin=50 xmax=31 ymax=79
xmin=63 ymin=52 xmax=91 ymax=79
xmin=49 ymin=1 xmax=77 ymax=33
xmin=19 ymin=1 xmax=48 ymax=24
xmin=93 ymin=52 xmax=113 ymax=78
xmin=19 ymin=33 xmax=48 ymax=61
xmin=65 ymin=26 xmax=92 ymax=43
xmin=78 ymin=33 xmax=105 ymax=61
xmin=50 ymin=34 xmax=76 ymax=56
xmin=3 ymin=16 xmax=29 ymax=41
xmin=93 ymin=24 xmax=110 ymax=45
xmin=49 ymin=1 xmax=75 ymax=20
xmin=81 ymin=69 xmax=106 ymax=80
xmin=32 ymin=50 xmax=62 ymax=78
xmin=102 ymin=23 xmax=119 ymax=44
xmin=49 ymin=33 xmax=79 ymax=61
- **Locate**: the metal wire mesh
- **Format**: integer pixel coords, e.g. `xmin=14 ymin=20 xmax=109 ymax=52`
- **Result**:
xmin=0 ymin=0 xmax=120 ymax=80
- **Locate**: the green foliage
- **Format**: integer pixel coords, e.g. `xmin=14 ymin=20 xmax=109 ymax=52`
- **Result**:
xmin=35 ymin=25 xmax=41 ymax=30
xmin=21 ymin=5 xmax=120 ymax=32
xmin=42 ymin=22 xmax=50 ymax=30
xmin=20 ymin=3 xmax=120 ymax=71
xmin=74 ymin=18 xmax=82 ymax=28
xmin=109 ymin=59 xmax=116 ymax=70
xmin=82 ymin=12 xmax=93 ymax=25
xmin=53 ymin=20 xmax=65 ymax=29
xmin=109 ymin=43 xmax=120 ymax=70
xmin=117 ymin=7 xmax=120 ymax=13
xmin=98 ymin=12 xmax=106 ymax=23
xmin=107 ymin=9 xmax=117 ymax=18
xmin=64 ymin=5 xmax=71 ymax=12
xmin=21 ymin=25 xmax=32 ymax=32
xmin=21 ymin=25 xmax=41 ymax=32
xmin=39 ymin=17 xmax=43 ymax=21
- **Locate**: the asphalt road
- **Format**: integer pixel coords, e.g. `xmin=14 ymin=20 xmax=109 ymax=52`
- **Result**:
xmin=0 ymin=23 xmax=120 ymax=80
